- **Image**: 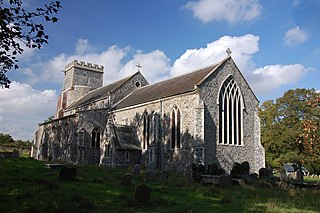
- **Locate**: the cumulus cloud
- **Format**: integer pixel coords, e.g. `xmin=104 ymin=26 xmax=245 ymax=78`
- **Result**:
xmin=172 ymin=34 xmax=259 ymax=76
xmin=184 ymin=0 xmax=262 ymax=24
xmin=19 ymin=39 xmax=171 ymax=85
xmin=284 ymin=26 xmax=308 ymax=46
xmin=0 ymin=81 xmax=57 ymax=140
xmin=251 ymin=64 xmax=307 ymax=94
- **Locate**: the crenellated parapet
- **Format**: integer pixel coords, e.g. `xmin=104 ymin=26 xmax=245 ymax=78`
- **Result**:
xmin=65 ymin=60 xmax=104 ymax=73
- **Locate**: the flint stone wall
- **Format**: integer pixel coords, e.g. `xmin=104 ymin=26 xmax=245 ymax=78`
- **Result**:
xmin=198 ymin=59 xmax=265 ymax=174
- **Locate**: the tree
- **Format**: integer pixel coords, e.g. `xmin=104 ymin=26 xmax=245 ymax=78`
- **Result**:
xmin=259 ymin=88 xmax=319 ymax=170
xmin=0 ymin=133 xmax=13 ymax=143
xmin=0 ymin=0 xmax=61 ymax=88
xmin=298 ymin=96 xmax=320 ymax=174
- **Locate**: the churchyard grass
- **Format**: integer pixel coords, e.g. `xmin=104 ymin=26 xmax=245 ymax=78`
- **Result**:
xmin=0 ymin=157 xmax=319 ymax=213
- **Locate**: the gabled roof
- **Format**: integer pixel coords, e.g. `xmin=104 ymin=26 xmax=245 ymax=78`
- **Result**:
xmin=67 ymin=72 xmax=141 ymax=110
xmin=112 ymin=124 xmax=141 ymax=150
xmin=113 ymin=57 xmax=230 ymax=110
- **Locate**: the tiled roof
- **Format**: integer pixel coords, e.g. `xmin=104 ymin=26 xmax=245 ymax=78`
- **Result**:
xmin=113 ymin=61 xmax=224 ymax=110
xmin=67 ymin=72 xmax=138 ymax=110
xmin=112 ymin=124 xmax=141 ymax=150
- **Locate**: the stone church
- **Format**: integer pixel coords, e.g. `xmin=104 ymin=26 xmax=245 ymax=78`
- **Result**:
xmin=32 ymin=54 xmax=265 ymax=173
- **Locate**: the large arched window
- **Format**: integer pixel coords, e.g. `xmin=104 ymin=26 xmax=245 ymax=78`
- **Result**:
xmin=171 ymin=107 xmax=181 ymax=149
xmin=91 ymin=127 xmax=100 ymax=148
xmin=218 ymin=75 xmax=243 ymax=146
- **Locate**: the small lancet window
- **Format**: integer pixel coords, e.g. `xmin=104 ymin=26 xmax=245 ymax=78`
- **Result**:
xmin=218 ymin=75 xmax=243 ymax=146
xmin=171 ymin=107 xmax=181 ymax=149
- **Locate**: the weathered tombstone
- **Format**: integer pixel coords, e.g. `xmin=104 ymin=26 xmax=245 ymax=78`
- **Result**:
xmin=230 ymin=162 xmax=242 ymax=178
xmin=121 ymin=173 xmax=133 ymax=186
xmin=218 ymin=175 xmax=233 ymax=188
xmin=59 ymin=167 xmax=77 ymax=181
xmin=241 ymin=162 xmax=250 ymax=176
xmin=132 ymin=164 xmax=141 ymax=177
xmin=147 ymin=161 xmax=156 ymax=172
xmin=259 ymin=168 xmax=268 ymax=179
xmin=135 ymin=184 xmax=151 ymax=204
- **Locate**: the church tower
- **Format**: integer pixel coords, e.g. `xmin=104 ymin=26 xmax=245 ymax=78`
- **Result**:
xmin=56 ymin=60 xmax=104 ymax=118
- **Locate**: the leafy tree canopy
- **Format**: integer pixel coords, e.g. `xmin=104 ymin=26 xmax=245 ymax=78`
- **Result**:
xmin=259 ymin=88 xmax=320 ymax=173
xmin=0 ymin=132 xmax=13 ymax=143
xmin=0 ymin=0 xmax=61 ymax=88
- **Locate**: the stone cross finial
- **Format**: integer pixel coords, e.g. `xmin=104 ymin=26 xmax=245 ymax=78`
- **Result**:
xmin=226 ymin=48 xmax=232 ymax=56
xmin=136 ymin=63 xmax=142 ymax=72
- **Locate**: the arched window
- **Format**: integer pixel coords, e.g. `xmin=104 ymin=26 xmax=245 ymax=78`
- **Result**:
xmin=218 ymin=75 xmax=243 ymax=146
xmin=171 ymin=107 xmax=181 ymax=149
xmin=143 ymin=113 xmax=150 ymax=149
xmin=91 ymin=127 xmax=100 ymax=148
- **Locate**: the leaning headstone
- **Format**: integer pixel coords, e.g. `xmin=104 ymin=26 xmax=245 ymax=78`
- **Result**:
xmin=218 ymin=175 xmax=233 ymax=188
xmin=59 ymin=167 xmax=77 ymax=181
xmin=121 ymin=173 xmax=133 ymax=186
xmin=135 ymin=184 xmax=151 ymax=204
xmin=132 ymin=164 xmax=141 ymax=177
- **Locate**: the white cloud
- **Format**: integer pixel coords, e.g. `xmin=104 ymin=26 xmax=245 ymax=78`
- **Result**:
xmin=184 ymin=0 xmax=262 ymax=24
xmin=251 ymin=64 xmax=307 ymax=94
xmin=171 ymin=34 xmax=259 ymax=76
xmin=284 ymin=26 xmax=308 ymax=46
xmin=0 ymin=82 xmax=57 ymax=140
xmin=19 ymin=39 xmax=171 ymax=85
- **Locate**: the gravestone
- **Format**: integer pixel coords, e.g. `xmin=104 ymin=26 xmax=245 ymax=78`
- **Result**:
xmin=241 ymin=162 xmax=250 ymax=176
xmin=132 ymin=164 xmax=141 ymax=177
xmin=59 ymin=167 xmax=77 ymax=181
xmin=230 ymin=162 xmax=242 ymax=178
xmin=121 ymin=173 xmax=133 ymax=186
xmin=259 ymin=168 xmax=268 ymax=179
xmin=135 ymin=184 xmax=151 ymax=204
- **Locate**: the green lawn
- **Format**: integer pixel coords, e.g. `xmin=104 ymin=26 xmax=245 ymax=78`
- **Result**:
xmin=0 ymin=157 xmax=319 ymax=213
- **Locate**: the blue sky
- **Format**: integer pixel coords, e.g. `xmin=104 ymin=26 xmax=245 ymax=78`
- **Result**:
xmin=0 ymin=0 xmax=319 ymax=140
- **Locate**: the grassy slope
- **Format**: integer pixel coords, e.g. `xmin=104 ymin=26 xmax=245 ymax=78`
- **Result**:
xmin=0 ymin=157 xmax=319 ymax=213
